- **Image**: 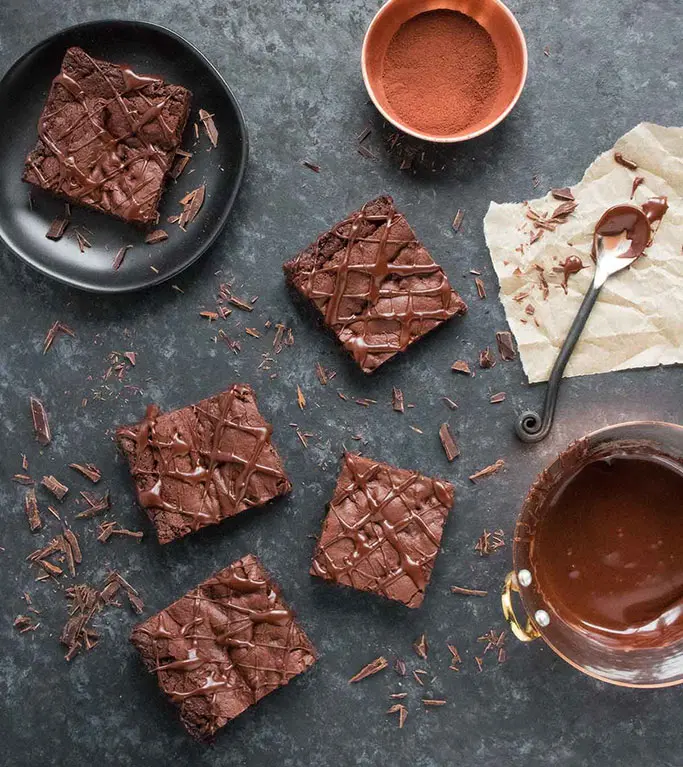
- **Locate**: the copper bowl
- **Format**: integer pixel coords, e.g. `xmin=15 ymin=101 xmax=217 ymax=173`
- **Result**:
xmin=502 ymin=421 xmax=683 ymax=688
xmin=361 ymin=0 xmax=527 ymax=143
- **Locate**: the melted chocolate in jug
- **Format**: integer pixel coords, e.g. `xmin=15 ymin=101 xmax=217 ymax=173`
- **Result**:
xmin=532 ymin=452 xmax=683 ymax=647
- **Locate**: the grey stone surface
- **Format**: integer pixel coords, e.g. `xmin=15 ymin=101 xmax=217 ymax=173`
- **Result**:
xmin=1 ymin=0 xmax=683 ymax=765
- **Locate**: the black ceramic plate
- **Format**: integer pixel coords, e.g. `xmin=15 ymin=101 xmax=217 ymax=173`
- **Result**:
xmin=0 ymin=20 xmax=248 ymax=293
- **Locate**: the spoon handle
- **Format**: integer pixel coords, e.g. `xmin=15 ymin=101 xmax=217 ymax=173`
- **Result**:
xmin=516 ymin=283 xmax=602 ymax=442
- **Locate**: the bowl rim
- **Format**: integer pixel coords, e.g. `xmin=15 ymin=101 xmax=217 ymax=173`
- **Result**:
xmin=361 ymin=0 xmax=528 ymax=144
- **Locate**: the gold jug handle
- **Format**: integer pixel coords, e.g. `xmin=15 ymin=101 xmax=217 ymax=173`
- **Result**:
xmin=502 ymin=571 xmax=541 ymax=643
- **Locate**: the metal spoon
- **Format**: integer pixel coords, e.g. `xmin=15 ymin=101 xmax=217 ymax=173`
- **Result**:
xmin=515 ymin=203 xmax=652 ymax=443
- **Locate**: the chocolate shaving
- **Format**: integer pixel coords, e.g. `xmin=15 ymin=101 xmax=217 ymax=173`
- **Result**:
xmin=69 ymin=463 xmax=101 ymax=483
xmin=447 ymin=644 xmax=461 ymax=670
xmin=413 ymin=633 xmax=428 ymax=659
xmin=144 ymin=229 xmax=168 ymax=244
xmin=357 ymin=126 xmax=372 ymax=143
xmin=451 ymin=360 xmax=471 ymax=375
xmin=198 ymin=108 xmax=219 ymax=147
xmin=302 ymin=160 xmax=321 ymax=173
xmin=495 ymin=331 xmax=517 ymax=361
xmin=14 ymin=615 xmax=40 ymax=633
xmin=551 ymin=187 xmax=574 ymax=201
xmin=64 ymin=529 xmax=82 ymax=564
xmin=442 ymin=397 xmax=458 ymax=410
xmin=474 ymin=528 xmax=506 ymax=556
xmin=393 ymin=658 xmax=406 ymax=676
xmin=13 ymin=474 xmax=33 ymax=485
xmin=349 ymin=656 xmax=388 ymax=683
xmin=97 ymin=521 xmax=144 ymax=542
xmin=112 ymin=244 xmax=132 ymax=271
xmin=452 ymin=209 xmax=464 ymax=232
xmin=392 ymin=387 xmax=405 ymax=413
xmin=549 ymin=200 xmax=578 ymax=221
xmin=41 ymin=475 xmax=68 ymax=500
xmin=123 ymin=351 xmax=136 ymax=366
xmin=357 ymin=145 xmax=377 ymax=160
xmin=422 ymin=699 xmax=446 ymax=707
xmin=75 ymin=231 xmax=91 ymax=253
xmin=296 ymin=385 xmax=306 ymax=410
xmin=43 ymin=321 xmax=75 ymax=353
xmin=30 ymin=396 xmax=51 ymax=445
xmin=439 ymin=423 xmax=459 ymax=461
xmin=474 ymin=277 xmax=486 ymax=299
xmin=390 ymin=692 xmax=408 ymax=699
xmin=169 ymin=149 xmax=192 ymax=180
xmin=227 ymin=295 xmax=253 ymax=312
xmin=387 ymin=704 xmax=408 ymax=728
xmin=75 ymin=490 xmax=110 ymax=519
xmin=46 ymin=217 xmax=69 ymax=241
xmin=479 ymin=347 xmax=496 ymax=369
xmin=469 ymin=459 xmax=505 ymax=482
xmin=614 ymin=152 xmax=638 ymax=170
xmin=24 ymin=489 xmax=42 ymax=532
xmin=178 ymin=184 xmax=206 ymax=228
xmin=489 ymin=392 xmax=506 ymax=404
xmin=451 ymin=585 xmax=488 ymax=597
xmin=315 ymin=362 xmax=329 ymax=385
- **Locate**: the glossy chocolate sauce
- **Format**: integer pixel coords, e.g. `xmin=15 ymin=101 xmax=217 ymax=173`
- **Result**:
xmin=591 ymin=196 xmax=668 ymax=261
xmin=532 ymin=452 xmax=683 ymax=647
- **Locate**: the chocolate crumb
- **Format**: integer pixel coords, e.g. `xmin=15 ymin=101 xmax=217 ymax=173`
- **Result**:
xmin=198 ymin=108 xmax=219 ymax=147
xmin=439 ymin=423 xmax=459 ymax=461
xmin=41 ymin=475 xmax=69 ymax=500
xmin=30 ymin=396 xmax=51 ymax=445
xmin=392 ymin=387 xmax=405 ymax=413
xmin=479 ymin=347 xmax=496 ymax=369
xmin=469 ymin=459 xmax=505 ymax=482
xmin=614 ymin=152 xmax=638 ymax=170
xmin=24 ymin=489 xmax=42 ymax=532
xmin=46 ymin=217 xmax=69 ymax=241
xmin=349 ymin=656 xmax=388 ymax=683
xmin=144 ymin=229 xmax=168 ymax=244
xmin=495 ymin=331 xmax=517 ymax=361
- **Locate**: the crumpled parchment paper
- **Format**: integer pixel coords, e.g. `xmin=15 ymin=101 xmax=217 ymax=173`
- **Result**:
xmin=484 ymin=122 xmax=683 ymax=383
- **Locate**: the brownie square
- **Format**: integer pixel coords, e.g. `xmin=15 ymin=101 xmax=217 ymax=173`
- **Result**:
xmin=131 ymin=554 xmax=317 ymax=740
xmin=116 ymin=385 xmax=291 ymax=544
xmin=283 ymin=195 xmax=467 ymax=373
xmin=311 ymin=453 xmax=454 ymax=608
xmin=23 ymin=46 xmax=191 ymax=224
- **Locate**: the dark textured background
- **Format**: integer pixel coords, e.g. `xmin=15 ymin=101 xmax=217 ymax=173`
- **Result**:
xmin=1 ymin=1 xmax=682 ymax=765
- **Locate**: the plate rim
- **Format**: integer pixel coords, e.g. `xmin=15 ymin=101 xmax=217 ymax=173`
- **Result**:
xmin=0 ymin=18 xmax=249 ymax=294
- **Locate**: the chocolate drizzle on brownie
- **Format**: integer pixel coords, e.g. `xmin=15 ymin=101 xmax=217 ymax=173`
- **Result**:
xmin=131 ymin=554 xmax=316 ymax=739
xmin=311 ymin=453 xmax=454 ymax=608
xmin=284 ymin=196 xmax=466 ymax=373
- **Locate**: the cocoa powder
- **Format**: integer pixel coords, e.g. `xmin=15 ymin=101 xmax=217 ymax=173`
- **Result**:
xmin=381 ymin=10 xmax=502 ymax=136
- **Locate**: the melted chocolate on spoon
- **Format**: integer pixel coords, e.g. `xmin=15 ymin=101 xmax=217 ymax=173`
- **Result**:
xmin=532 ymin=451 xmax=683 ymax=648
